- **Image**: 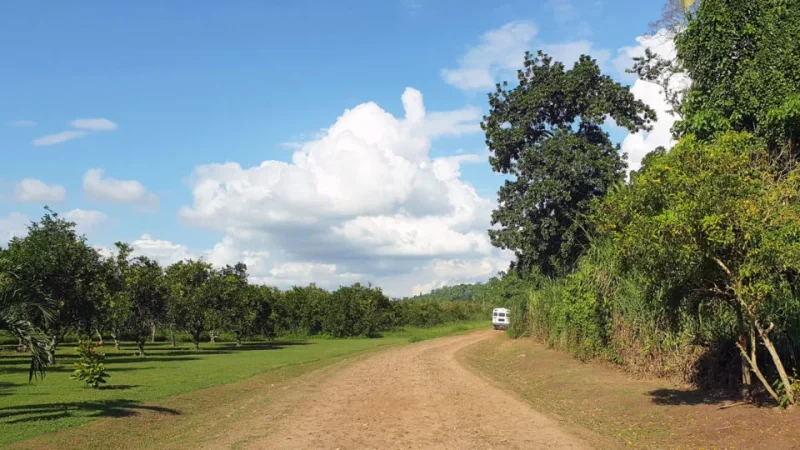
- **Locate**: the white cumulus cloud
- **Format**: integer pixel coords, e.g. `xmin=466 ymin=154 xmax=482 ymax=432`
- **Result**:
xmin=83 ymin=168 xmax=159 ymax=209
xmin=131 ymin=234 xmax=196 ymax=266
xmin=13 ymin=178 xmax=66 ymax=203
xmin=0 ymin=212 xmax=29 ymax=244
xmin=613 ymin=30 xmax=690 ymax=173
xmin=179 ymin=87 xmax=512 ymax=295
xmin=63 ymin=209 xmax=110 ymax=235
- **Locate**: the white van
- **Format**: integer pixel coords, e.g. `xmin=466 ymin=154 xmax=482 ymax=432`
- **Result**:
xmin=492 ymin=308 xmax=510 ymax=330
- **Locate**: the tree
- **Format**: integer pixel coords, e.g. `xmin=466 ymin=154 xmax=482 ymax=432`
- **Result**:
xmin=323 ymin=283 xmax=391 ymax=337
xmin=482 ymin=51 xmax=656 ymax=276
xmin=274 ymin=284 xmax=328 ymax=336
xmin=165 ymin=260 xmax=213 ymax=350
xmin=216 ymin=263 xmax=256 ymax=346
xmin=600 ymin=132 xmax=800 ymax=405
xmin=2 ymin=209 xmax=104 ymax=363
xmin=253 ymin=285 xmax=279 ymax=340
xmin=125 ymin=256 xmax=167 ymax=356
xmin=99 ymin=243 xmax=134 ymax=350
xmin=672 ymin=0 xmax=800 ymax=155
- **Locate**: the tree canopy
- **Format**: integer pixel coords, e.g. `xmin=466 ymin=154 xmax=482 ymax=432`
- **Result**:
xmin=482 ymin=51 xmax=656 ymax=276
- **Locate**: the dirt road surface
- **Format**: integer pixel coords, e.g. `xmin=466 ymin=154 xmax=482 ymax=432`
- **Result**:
xmin=243 ymin=331 xmax=590 ymax=450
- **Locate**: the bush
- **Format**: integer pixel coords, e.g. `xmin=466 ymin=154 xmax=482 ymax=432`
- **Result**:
xmin=70 ymin=339 xmax=109 ymax=388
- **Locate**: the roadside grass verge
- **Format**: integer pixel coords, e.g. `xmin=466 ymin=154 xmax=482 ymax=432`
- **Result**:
xmin=0 ymin=320 xmax=488 ymax=447
xmin=459 ymin=334 xmax=800 ymax=449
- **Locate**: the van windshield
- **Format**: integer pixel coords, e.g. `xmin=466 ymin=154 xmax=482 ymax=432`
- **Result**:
xmin=498 ymin=312 xmax=505 ymax=317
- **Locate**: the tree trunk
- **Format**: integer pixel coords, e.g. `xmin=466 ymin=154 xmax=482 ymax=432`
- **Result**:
xmin=47 ymin=335 xmax=59 ymax=365
xmin=192 ymin=331 xmax=201 ymax=351
xmin=756 ymin=320 xmax=795 ymax=405
xmin=150 ymin=324 xmax=156 ymax=343
xmin=136 ymin=340 xmax=146 ymax=357
xmin=736 ymin=339 xmax=780 ymax=404
xmin=734 ymin=304 xmax=752 ymax=395
xmin=170 ymin=331 xmax=176 ymax=347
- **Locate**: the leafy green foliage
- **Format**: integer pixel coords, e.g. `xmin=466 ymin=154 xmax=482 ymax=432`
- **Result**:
xmin=674 ymin=0 xmax=800 ymax=153
xmin=483 ymin=51 xmax=656 ymax=276
xmin=772 ymin=369 xmax=800 ymax=408
xmin=2 ymin=208 xmax=104 ymax=363
xmin=70 ymin=339 xmax=109 ymax=388
xmin=0 ymin=275 xmax=53 ymax=381
xmin=272 ymin=284 xmax=329 ymax=336
xmin=323 ymin=283 xmax=391 ymax=337
xmin=165 ymin=260 xmax=213 ymax=350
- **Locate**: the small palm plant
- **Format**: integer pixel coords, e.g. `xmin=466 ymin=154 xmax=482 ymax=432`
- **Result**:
xmin=0 ymin=275 xmax=53 ymax=381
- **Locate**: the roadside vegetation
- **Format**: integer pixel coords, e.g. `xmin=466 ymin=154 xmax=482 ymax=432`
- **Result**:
xmin=480 ymin=0 xmax=800 ymax=407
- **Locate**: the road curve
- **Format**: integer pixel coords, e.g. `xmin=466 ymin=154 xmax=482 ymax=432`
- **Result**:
xmin=247 ymin=331 xmax=591 ymax=450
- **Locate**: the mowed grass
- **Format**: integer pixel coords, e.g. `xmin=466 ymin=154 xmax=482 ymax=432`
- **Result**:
xmin=0 ymin=320 xmax=487 ymax=447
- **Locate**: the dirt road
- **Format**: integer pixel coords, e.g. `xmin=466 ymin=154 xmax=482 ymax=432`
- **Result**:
xmin=245 ymin=331 xmax=590 ymax=449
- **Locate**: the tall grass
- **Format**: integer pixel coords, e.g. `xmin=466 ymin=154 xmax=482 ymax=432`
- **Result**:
xmin=516 ymin=239 xmax=773 ymax=388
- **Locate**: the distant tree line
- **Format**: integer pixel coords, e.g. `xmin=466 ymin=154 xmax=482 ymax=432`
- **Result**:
xmin=0 ymin=209 xmax=488 ymax=380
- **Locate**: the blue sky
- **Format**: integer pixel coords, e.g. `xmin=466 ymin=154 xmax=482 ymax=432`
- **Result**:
xmin=0 ymin=0 xmax=673 ymax=295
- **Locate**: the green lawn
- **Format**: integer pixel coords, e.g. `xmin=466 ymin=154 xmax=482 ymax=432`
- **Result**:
xmin=0 ymin=320 xmax=487 ymax=447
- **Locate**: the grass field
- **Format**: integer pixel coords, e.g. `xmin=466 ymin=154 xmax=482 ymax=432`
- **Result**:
xmin=0 ymin=320 xmax=486 ymax=447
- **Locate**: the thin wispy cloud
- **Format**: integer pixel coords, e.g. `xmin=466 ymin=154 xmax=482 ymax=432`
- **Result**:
xmin=406 ymin=0 xmax=423 ymax=15
xmin=7 ymin=120 xmax=36 ymax=127
xmin=32 ymin=117 xmax=117 ymax=146
xmin=33 ymin=130 xmax=89 ymax=146
xmin=441 ymin=21 xmax=538 ymax=91
xmin=546 ymin=0 xmax=593 ymax=36
xmin=71 ymin=118 xmax=118 ymax=131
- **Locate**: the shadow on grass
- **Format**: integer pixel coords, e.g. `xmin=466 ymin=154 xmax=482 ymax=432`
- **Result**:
xmin=97 ymin=385 xmax=141 ymax=391
xmin=648 ymin=388 xmax=734 ymax=406
xmin=0 ymin=365 xmax=160 ymax=375
xmin=0 ymin=400 xmax=180 ymax=424
xmin=0 ymin=381 xmax=21 ymax=396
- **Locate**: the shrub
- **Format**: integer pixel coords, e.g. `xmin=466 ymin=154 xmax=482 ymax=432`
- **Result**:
xmin=70 ymin=339 xmax=110 ymax=388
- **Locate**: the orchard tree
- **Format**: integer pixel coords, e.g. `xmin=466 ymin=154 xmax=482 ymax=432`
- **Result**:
xmin=274 ymin=284 xmax=328 ymax=335
xmin=99 ymin=243 xmax=134 ymax=350
xmin=253 ymin=285 xmax=279 ymax=340
xmin=166 ymin=260 xmax=213 ymax=350
xmin=323 ymin=283 xmax=391 ymax=338
xmin=216 ymin=263 xmax=255 ymax=346
xmin=126 ymin=256 xmax=168 ymax=356
xmin=2 ymin=209 xmax=105 ymax=363
xmin=482 ymin=51 xmax=656 ymax=276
